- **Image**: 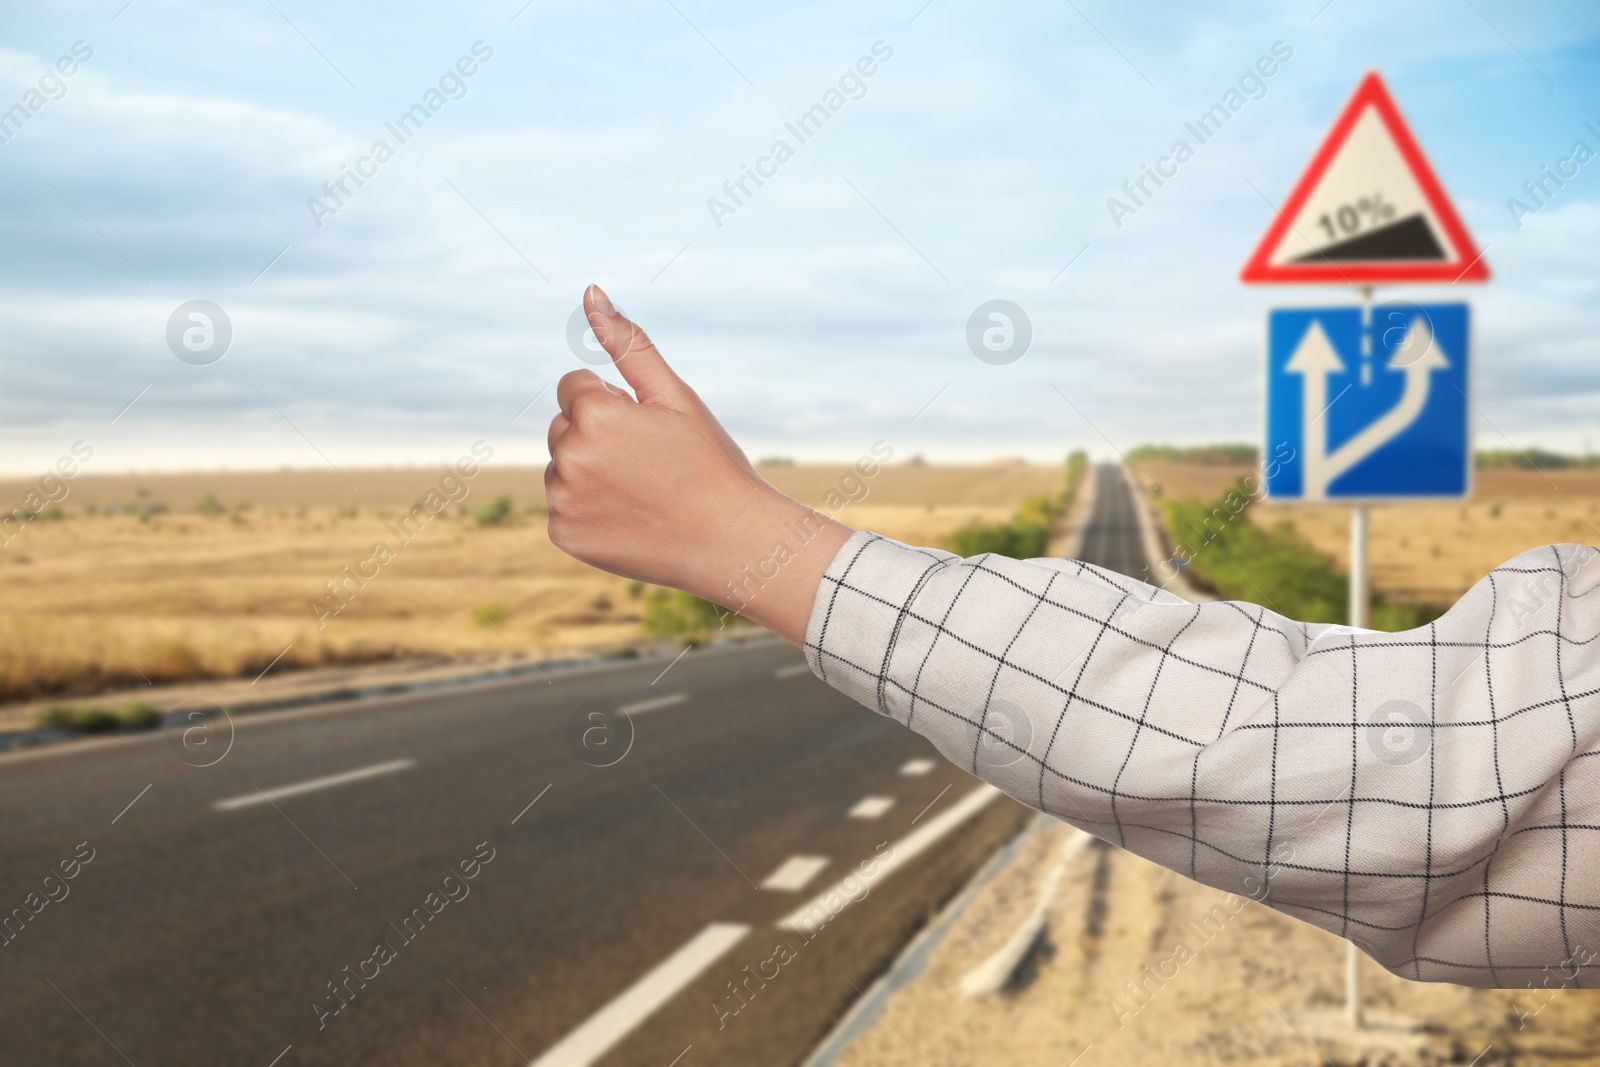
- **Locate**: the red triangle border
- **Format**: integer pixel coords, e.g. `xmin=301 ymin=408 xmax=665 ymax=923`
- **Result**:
xmin=1240 ymin=71 xmax=1489 ymax=285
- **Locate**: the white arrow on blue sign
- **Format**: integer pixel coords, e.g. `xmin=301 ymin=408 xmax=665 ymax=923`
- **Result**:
xmin=1264 ymin=302 xmax=1471 ymax=501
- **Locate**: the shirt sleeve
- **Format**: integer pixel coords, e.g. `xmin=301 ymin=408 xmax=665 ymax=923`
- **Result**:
xmin=804 ymin=530 xmax=1600 ymax=989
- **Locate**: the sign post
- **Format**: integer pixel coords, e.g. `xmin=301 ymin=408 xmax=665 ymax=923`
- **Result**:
xmin=1243 ymin=71 xmax=1489 ymax=1029
xmin=1346 ymin=499 xmax=1367 ymax=1027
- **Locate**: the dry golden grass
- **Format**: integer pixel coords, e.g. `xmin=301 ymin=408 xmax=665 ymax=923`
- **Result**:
xmin=1142 ymin=464 xmax=1600 ymax=606
xmin=0 ymin=462 xmax=1054 ymax=706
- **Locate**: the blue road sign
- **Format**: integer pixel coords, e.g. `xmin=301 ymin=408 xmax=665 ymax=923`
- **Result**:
xmin=1264 ymin=302 xmax=1470 ymax=501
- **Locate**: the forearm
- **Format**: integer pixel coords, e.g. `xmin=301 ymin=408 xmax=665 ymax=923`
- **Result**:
xmin=804 ymin=531 xmax=1600 ymax=989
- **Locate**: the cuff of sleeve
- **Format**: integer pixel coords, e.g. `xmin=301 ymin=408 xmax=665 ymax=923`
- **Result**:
xmin=803 ymin=530 xmax=957 ymax=717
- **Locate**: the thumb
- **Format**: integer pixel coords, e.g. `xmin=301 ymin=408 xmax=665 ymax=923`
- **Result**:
xmin=583 ymin=284 xmax=689 ymax=407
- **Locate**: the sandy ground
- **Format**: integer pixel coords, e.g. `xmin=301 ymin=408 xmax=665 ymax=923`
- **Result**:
xmin=0 ymin=461 xmax=1058 ymax=712
xmin=1138 ymin=464 xmax=1600 ymax=606
xmin=830 ymin=819 xmax=1600 ymax=1067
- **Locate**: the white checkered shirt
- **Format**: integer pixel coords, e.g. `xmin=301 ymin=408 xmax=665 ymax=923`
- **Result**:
xmin=804 ymin=531 xmax=1600 ymax=988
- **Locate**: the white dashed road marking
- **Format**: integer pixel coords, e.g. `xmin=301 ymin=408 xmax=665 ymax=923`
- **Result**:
xmin=213 ymin=759 xmax=416 ymax=811
xmin=620 ymin=694 xmax=687 ymax=715
xmin=898 ymin=759 xmax=936 ymax=777
xmin=526 ymin=922 xmax=749 ymax=1067
xmin=776 ymin=785 xmax=1001 ymax=932
xmin=847 ymin=796 xmax=895 ymax=820
xmin=774 ymin=664 xmax=811 ymax=679
xmin=760 ymin=855 xmax=830 ymax=892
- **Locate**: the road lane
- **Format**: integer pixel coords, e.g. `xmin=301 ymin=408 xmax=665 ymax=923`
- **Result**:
xmin=1 ymin=639 xmax=1029 ymax=1066
xmin=1081 ymin=463 xmax=1152 ymax=580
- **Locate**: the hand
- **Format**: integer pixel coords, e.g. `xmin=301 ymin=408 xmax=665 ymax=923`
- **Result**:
xmin=545 ymin=285 xmax=854 ymax=646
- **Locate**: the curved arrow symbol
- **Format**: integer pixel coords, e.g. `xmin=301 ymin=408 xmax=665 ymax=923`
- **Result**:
xmin=1287 ymin=315 xmax=1449 ymax=500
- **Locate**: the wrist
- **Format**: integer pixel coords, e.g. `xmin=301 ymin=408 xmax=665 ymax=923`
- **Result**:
xmin=690 ymin=485 xmax=853 ymax=646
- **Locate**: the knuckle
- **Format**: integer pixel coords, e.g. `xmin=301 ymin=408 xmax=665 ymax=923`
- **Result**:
xmin=572 ymin=394 xmax=614 ymax=426
xmin=557 ymin=370 xmax=601 ymax=411
xmin=544 ymin=478 xmax=570 ymax=514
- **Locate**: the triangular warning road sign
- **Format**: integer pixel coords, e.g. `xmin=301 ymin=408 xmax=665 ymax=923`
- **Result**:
xmin=1241 ymin=72 xmax=1489 ymax=284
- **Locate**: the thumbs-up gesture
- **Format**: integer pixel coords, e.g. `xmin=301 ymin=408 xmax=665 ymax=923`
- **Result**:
xmin=545 ymin=285 xmax=852 ymax=645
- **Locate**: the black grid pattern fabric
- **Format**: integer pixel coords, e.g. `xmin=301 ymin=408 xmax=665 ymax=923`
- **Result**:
xmin=804 ymin=531 xmax=1600 ymax=988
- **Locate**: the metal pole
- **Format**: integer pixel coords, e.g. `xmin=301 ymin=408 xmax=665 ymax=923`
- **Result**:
xmin=1346 ymin=502 xmax=1369 ymax=1028
xmin=1349 ymin=505 xmax=1369 ymax=629
xmin=1343 ymin=281 xmax=1376 ymax=1031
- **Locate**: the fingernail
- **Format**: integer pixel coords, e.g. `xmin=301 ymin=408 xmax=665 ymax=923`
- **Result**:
xmin=587 ymin=283 xmax=615 ymax=317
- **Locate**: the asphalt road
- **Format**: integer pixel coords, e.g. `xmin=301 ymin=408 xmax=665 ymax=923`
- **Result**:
xmin=1081 ymin=463 xmax=1152 ymax=580
xmin=0 ymin=641 xmax=1030 ymax=1067
xmin=0 ymin=471 xmax=1150 ymax=1067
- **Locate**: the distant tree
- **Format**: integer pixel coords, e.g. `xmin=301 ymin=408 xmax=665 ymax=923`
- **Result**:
xmin=1476 ymin=449 xmax=1594 ymax=471
xmin=1126 ymin=444 xmax=1259 ymax=466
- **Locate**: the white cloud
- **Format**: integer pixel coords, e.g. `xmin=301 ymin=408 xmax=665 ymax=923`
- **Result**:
xmin=0 ymin=0 xmax=1597 ymax=471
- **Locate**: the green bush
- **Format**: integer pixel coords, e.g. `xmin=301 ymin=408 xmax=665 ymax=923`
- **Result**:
xmin=34 ymin=710 xmax=124 ymax=735
xmin=1163 ymin=482 xmax=1442 ymax=631
xmin=34 ymin=706 xmax=79 ymax=731
xmin=1064 ymin=450 xmax=1088 ymax=499
xmin=472 ymin=495 xmax=514 ymax=527
xmin=118 ymin=702 xmax=162 ymax=730
xmin=197 ymin=493 xmax=224 ymax=517
xmin=950 ymin=520 xmax=1049 ymax=560
xmin=1015 ymin=493 xmax=1062 ymax=529
xmin=472 ymin=603 xmax=509 ymax=626
xmin=948 ymin=450 xmax=1088 ymax=561
xmin=642 ymin=590 xmax=735 ymax=637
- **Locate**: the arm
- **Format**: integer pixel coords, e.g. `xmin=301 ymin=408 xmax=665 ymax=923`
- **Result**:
xmin=548 ymin=289 xmax=1600 ymax=989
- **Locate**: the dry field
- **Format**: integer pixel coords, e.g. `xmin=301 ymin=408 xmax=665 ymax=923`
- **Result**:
xmin=1138 ymin=463 xmax=1600 ymax=607
xmin=0 ymin=460 xmax=1060 ymax=710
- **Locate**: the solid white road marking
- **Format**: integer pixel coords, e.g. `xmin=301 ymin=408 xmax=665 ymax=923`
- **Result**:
xmin=959 ymin=829 xmax=1093 ymax=995
xmin=526 ymin=922 xmax=749 ymax=1067
xmin=760 ymin=855 xmax=830 ymax=892
xmin=212 ymin=759 xmax=416 ymax=811
xmin=774 ymin=663 xmax=811 ymax=679
xmin=620 ymin=694 xmax=687 ymax=715
xmin=847 ymin=796 xmax=895 ymax=820
xmin=898 ymin=759 xmax=936 ymax=777
xmin=776 ymin=785 xmax=1001 ymax=932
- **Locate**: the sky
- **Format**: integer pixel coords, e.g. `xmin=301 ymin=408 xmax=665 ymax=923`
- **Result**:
xmin=1 ymin=0 xmax=1598 ymax=475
